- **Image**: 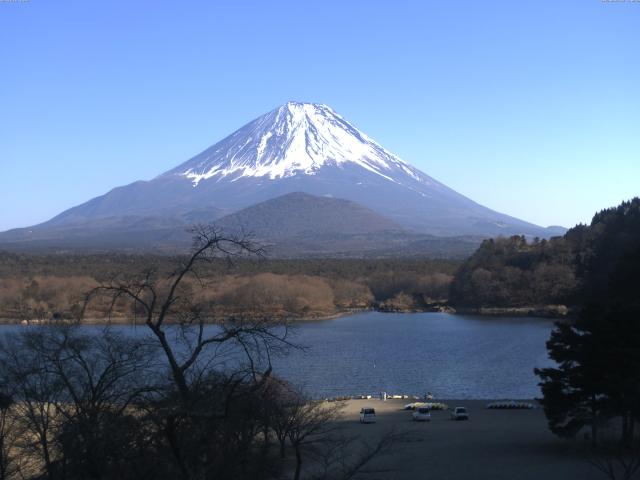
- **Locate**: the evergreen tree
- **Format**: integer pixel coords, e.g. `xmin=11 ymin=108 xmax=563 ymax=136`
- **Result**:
xmin=535 ymin=307 xmax=608 ymax=444
xmin=535 ymin=200 xmax=640 ymax=445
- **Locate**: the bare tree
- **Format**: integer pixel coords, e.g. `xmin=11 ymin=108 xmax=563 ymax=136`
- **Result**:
xmin=312 ymin=429 xmax=404 ymax=480
xmin=83 ymin=226 xmax=297 ymax=479
xmin=590 ymin=444 xmax=640 ymax=480
xmin=0 ymin=324 xmax=156 ymax=480
xmin=281 ymin=396 xmax=345 ymax=480
xmin=272 ymin=387 xmax=403 ymax=480
xmin=84 ymin=225 xmax=291 ymax=402
xmin=33 ymin=325 xmax=154 ymax=479
xmin=590 ymin=423 xmax=640 ymax=480
xmin=0 ymin=330 xmax=64 ymax=480
xmin=0 ymin=392 xmax=22 ymax=480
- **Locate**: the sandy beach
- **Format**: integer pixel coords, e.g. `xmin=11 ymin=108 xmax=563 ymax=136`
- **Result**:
xmin=330 ymin=399 xmax=601 ymax=480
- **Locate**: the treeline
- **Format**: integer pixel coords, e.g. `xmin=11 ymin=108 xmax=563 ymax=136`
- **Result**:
xmin=448 ymin=236 xmax=577 ymax=308
xmin=0 ymin=256 xmax=459 ymax=322
xmin=449 ymin=198 xmax=640 ymax=310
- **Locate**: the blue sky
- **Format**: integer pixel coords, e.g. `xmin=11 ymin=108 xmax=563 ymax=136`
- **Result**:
xmin=1 ymin=0 xmax=638 ymax=231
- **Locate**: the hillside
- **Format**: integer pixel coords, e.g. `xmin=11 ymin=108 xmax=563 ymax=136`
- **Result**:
xmin=0 ymin=193 xmax=482 ymax=258
xmin=449 ymin=198 xmax=640 ymax=311
xmin=216 ymin=192 xmax=401 ymax=238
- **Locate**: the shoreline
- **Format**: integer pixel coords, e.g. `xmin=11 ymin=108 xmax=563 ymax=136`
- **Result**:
xmin=323 ymin=395 xmax=540 ymax=404
xmin=0 ymin=304 xmax=568 ymax=325
xmin=452 ymin=304 xmax=570 ymax=318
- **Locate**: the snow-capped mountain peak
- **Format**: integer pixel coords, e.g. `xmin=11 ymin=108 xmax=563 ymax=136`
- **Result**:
xmin=163 ymin=101 xmax=429 ymax=187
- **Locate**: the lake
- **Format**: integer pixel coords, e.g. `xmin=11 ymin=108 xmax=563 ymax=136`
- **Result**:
xmin=0 ymin=312 xmax=556 ymax=400
xmin=276 ymin=312 xmax=556 ymax=399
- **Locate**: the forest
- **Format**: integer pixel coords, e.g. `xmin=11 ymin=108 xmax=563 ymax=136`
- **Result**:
xmin=449 ymin=198 xmax=640 ymax=312
xmin=0 ymin=255 xmax=458 ymax=323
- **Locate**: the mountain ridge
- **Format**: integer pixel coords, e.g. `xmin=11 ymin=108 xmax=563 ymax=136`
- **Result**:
xmin=0 ymin=192 xmax=482 ymax=258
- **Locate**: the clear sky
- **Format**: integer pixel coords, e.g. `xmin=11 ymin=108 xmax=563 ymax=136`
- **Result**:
xmin=1 ymin=0 xmax=638 ymax=231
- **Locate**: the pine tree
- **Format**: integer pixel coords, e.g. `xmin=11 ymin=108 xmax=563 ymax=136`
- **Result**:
xmin=535 ymin=245 xmax=640 ymax=445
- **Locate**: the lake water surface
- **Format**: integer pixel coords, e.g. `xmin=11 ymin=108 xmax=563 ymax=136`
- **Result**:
xmin=276 ymin=312 xmax=555 ymax=399
xmin=0 ymin=312 xmax=556 ymax=399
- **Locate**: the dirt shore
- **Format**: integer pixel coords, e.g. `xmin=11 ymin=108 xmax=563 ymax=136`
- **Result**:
xmin=452 ymin=305 xmax=570 ymax=318
xmin=331 ymin=398 xmax=600 ymax=480
xmin=0 ymin=306 xmax=563 ymax=325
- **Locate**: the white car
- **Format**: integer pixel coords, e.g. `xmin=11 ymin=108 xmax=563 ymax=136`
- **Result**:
xmin=412 ymin=406 xmax=431 ymax=422
xmin=450 ymin=406 xmax=469 ymax=420
xmin=359 ymin=407 xmax=376 ymax=423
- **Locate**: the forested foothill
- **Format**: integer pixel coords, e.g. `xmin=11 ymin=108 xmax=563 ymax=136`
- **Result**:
xmin=0 ymin=253 xmax=458 ymax=323
xmin=449 ymin=198 xmax=640 ymax=315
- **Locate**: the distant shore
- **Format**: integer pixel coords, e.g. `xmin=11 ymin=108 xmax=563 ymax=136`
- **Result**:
xmin=0 ymin=305 xmax=568 ymax=326
xmin=451 ymin=304 xmax=570 ymax=318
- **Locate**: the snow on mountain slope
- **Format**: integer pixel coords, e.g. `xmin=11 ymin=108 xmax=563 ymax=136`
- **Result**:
xmin=162 ymin=102 xmax=440 ymax=191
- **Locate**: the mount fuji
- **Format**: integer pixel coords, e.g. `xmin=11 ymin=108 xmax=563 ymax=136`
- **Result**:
xmin=0 ymin=102 xmax=564 ymax=254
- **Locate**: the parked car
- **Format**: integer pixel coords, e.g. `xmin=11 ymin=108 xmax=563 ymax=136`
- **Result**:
xmin=360 ymin=407 xmax=376 ymax=423
xmin=412 ymin=406 xmax=431 ymax=422
xmin=450 ymin=406 xmax=469 ymax=420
